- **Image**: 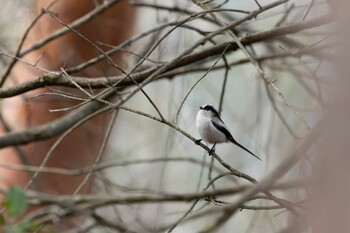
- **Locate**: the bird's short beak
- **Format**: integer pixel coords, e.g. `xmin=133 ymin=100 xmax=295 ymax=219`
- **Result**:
xmin=199 ymin=106 xmax=203 ymax=110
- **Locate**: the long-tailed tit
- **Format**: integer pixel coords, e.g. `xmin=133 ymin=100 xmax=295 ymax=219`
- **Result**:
xmin=196 ymin=104 xmax=261 ymax=160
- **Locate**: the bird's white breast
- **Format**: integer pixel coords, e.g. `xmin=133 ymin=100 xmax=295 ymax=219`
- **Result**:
xmin=196 ymin=110 xmax=227 ymax=144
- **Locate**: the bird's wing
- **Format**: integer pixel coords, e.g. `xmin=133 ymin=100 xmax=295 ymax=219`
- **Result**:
xmin=211 ymin=118 xmax=262 ymax=161
xmin=211 ymin=117 xmax=235 ymax=141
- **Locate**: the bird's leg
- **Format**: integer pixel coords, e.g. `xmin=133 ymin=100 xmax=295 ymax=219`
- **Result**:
xmin=195 ymin=139 xmax=202 ymax=145
xmin=209 ymin=143 xmax=216 ymax=156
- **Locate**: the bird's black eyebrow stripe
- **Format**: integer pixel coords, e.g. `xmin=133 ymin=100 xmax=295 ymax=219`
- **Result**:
xmin=204 ymin=105 xmax=220 ymax=117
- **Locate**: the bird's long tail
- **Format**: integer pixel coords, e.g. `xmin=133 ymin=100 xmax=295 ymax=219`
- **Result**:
xmin=229 ymin=138 xmax=262 ymax=161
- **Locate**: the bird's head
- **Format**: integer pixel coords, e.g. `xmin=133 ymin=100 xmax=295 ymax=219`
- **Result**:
xmin=199 ymin=105 xmax=220 ymax=117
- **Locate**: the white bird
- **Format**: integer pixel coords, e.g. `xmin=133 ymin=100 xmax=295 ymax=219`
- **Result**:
xmin=196 ymin=104 xmax=261 ymax=160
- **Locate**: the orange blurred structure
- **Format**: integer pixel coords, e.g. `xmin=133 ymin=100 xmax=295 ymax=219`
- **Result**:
xmin=0 ymin=0 xmax=136 ymax=195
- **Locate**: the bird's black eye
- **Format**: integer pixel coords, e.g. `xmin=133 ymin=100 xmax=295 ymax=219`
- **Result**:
xmin=204 ymin=105 xmax=212 ymax=111
xmin=203 ymin=105 xmax=219 ymax=116
xmin=200 ymin=105 xmax=217 ymax=113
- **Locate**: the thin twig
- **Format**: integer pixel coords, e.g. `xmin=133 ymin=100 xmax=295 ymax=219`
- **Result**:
xmin=195 ymin=0 xmax=311 ymax=130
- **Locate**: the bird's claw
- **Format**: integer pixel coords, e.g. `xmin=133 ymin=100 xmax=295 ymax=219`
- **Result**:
xmin=195 ymin=139 xmax=202 ymax=145
xmin=208 ymin=148 xmax=215 ymax=156
xmin=208 ymin=144 xmax=216 ymax=156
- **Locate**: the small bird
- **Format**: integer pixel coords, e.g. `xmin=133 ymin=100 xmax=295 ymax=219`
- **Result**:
xmin=196 ymin=104 xmax=261 ymax=160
